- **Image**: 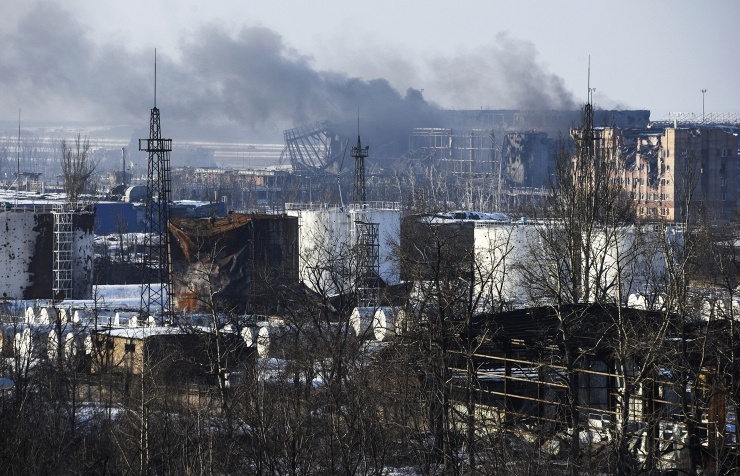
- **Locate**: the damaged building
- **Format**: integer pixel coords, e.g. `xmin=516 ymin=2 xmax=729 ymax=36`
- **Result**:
xmin=502 ymin=131 xmax=554 ymax=188
xmin=0 ymin=209 xmax=94 ymax=300
xmin=594 ymin=125 xmax=740 ymax=222
xmin=168 ymin=213 xmax=299 ymax=314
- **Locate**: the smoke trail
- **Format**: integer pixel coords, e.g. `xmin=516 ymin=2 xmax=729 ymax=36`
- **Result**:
xmin=425 ymin=32 xmax=576 ymax=111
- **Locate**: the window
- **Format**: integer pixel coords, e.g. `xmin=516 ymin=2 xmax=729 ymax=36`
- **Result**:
xmin=124 ymin=343 xmax=136 ymax=353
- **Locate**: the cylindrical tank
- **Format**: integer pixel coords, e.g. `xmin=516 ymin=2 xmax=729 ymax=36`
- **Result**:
xmin=25 ymin=307 xmax=35 ymax=324
xmin=373 ymin=307 xmax=404 ymax=341
xmin=38 ymin=308 xmax=59 ymax=325
xmin=350 ymin=307 xmax=375 ymax=340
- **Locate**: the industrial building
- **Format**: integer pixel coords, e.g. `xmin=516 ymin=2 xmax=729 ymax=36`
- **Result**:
xmin=91 ymin=326 xmax=253 ymax=383
xmin=446 ymin=304 xmax=736 ymax=472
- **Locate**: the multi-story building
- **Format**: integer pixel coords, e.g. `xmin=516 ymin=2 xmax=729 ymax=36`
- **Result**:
xmin=597 ymin=125 xmax=739 ymax=222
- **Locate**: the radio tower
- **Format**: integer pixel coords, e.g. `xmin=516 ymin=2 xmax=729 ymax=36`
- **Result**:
xmin=139 ymin=51 xmax=173 ymax=323
xmin=351 ymin=119 xmax=369 ymax=204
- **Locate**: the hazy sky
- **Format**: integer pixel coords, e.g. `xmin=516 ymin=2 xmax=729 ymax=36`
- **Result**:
xmin=1 ymin=0 xmax=738 ymax=142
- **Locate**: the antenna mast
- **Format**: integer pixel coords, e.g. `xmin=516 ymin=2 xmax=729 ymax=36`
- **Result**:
xmin=121 ymin=147 xmax=127 ymax=188
xmin=139 ymin=50 xmax=173 ymax=323
xmin=16 ymin=109 xmax=20 ymax=207
xmin=351 ymin=114 xmax=369 ymax=205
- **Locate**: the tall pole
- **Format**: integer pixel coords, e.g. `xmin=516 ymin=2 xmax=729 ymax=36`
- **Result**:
xmin=121 ymin=147 xmax=126 ymax=188
xmin=701 ymin=89 xmax=707 ymax=123
xmin=16 ymin=109 xmax=20 ymax=207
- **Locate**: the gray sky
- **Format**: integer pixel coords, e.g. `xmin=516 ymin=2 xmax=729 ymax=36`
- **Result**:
xmin=1 ymin=0 xmax=738 ymax=142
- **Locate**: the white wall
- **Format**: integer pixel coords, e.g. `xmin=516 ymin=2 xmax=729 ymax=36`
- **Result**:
xmin=286 ymin=205 xmax=400 ymax=294
xmin=0 ymin=212 xmax=39 ymax=299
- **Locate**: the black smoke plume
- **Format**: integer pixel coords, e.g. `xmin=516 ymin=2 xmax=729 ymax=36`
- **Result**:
xmin=0 ymin=3 xmax=575 ymax=147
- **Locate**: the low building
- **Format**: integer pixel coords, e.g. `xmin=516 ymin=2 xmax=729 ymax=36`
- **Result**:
xmin=448 ymin=304 xmax=736 ymax=473
xmin=91 ymin=326 xmax=254 ymax=384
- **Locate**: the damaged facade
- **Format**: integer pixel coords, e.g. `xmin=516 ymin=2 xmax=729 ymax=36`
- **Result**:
xmin=502 ymin=131 xmax=554 ymax=188
xmin=168 ymin=213 xmax=299 ymax=314
xmin=596 ymin=126 xmax=740 ymax=222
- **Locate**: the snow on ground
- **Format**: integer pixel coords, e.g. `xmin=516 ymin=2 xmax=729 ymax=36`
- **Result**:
xmin=69 ymin=284 xmax=163 ymax=310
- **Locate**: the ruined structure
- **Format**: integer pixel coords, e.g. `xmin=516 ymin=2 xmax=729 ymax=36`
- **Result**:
xmin=502 ymin=131 xmax=554 ymax=188
xmin=282 ymin=121 xmax=345 ymax=174
xmin=168 ymin=214 xmax=299 ymax=314
xmin=594 ymin=125 xmax=740 ymax=222
xmin=170 ymin=167 xmax=291 ymax=213
xmin=450 ymin=304 xmax=737 ymax=472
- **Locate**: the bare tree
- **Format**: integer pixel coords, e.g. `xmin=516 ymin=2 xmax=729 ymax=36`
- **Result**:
xmin=60 ymin=134 xmax=96 ymax=205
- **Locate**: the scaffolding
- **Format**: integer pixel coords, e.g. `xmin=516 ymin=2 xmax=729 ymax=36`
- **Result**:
xmin=52 ymin=207 xmax=73 ymax=300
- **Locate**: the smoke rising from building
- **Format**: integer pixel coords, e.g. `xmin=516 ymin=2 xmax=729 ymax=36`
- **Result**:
xmin=1 ymin=3 xmax=578 ymax=144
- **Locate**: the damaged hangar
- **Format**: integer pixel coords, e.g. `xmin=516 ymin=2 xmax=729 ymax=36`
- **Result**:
xmin=168 ymin=213 xmax=298 ymax=314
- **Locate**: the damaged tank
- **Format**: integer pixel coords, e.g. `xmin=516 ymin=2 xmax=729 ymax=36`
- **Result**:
xmin=168 ymin=214 xmax=299 ymax=314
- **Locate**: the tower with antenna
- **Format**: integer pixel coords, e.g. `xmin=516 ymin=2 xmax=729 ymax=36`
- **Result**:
xmin=349 ymin=116 xmax=379 ymax=307
xmin=351 ymin=118 xmax=369 ymax=205
xmin=139 ymin=51 xmax=173 ymax=322
xmin=572 ymin=57 xmax=596 ymax=167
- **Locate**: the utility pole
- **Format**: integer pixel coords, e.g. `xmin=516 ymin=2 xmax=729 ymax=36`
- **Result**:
xmin=701 ymin=89 xmax=707 ymax=123
xmin=121 ymin=147 xmax=127 ymax=188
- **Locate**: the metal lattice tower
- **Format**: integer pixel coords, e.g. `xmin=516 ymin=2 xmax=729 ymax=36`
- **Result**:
xmin=52 ymin=206 xmax=74 ymax=300
xmin=139 ymin=64 xmax=173 ymax=322
xmin=355 ymin=221 xmax=380 ymax=308
xmin=351 ymin=134 xmax=368 ymax=204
